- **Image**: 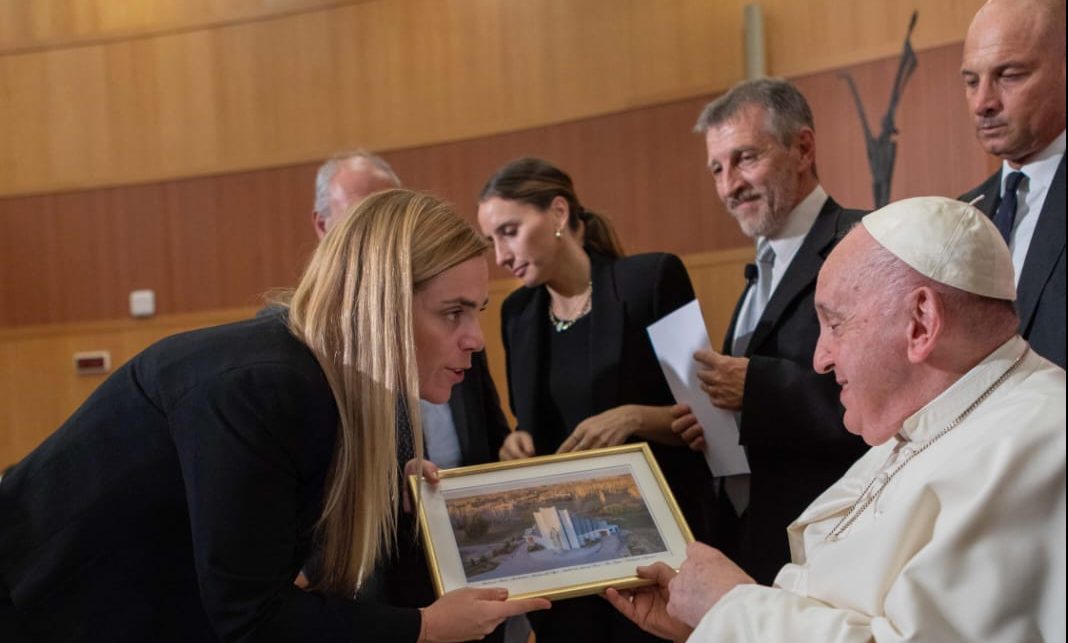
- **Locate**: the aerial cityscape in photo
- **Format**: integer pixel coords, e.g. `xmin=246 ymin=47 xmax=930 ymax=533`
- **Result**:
xmin=443 ymin=467 xmax=668 ymax=582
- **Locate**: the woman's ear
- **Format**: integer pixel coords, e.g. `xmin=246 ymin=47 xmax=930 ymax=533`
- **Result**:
xmin=548 ymin=195 xmax=571 ymax=233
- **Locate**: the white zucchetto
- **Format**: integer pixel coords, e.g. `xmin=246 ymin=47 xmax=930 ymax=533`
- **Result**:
xmin=862 ymin=196 xmax=1016 ymax=301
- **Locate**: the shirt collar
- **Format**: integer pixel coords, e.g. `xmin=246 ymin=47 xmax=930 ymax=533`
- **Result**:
xmin=760 ymin=184 xmax=827 ymax=267
xmin=1001 ymin=130 xmax=1066 ymax=195
xmin=897 ymin=336 xmax=1029 ymax=443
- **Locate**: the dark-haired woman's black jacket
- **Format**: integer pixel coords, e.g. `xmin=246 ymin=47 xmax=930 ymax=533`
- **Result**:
xmin=501 ymin=251 xmax=711 ymax=536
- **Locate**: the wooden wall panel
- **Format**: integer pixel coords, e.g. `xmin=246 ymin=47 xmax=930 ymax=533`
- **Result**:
xmin=0 ymin=249 xmax=752 ymax=467
xmin=795 ymin=43 xmax=998 ymax=210
xmin=0 ymin=0 xmax=982 ymax=197
xmin=0 ymin=1 xmax=356 ymax=54
xmin=766 ymin=0 xmax=980 ymax=78
xmin=0 ymin=42 xmax=996 ymax=328
xmin=0 ymin=308 xmax=255 ymax=466
xmin=1 ymin=168 xmax=320 ymax=327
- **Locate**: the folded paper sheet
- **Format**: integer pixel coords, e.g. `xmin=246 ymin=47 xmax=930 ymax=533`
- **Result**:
xmin=647 ymin=300 xmax=749 ymax=476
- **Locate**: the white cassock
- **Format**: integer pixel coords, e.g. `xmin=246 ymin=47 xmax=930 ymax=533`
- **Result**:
xmin=690 ymin=336 xmax=1066 ymax=642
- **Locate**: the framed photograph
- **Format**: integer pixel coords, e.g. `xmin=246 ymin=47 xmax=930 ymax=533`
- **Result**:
xmin=409 ymin=443 xmax=693 ymax=602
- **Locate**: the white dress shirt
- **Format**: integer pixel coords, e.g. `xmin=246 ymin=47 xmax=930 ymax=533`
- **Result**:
xmin=1002 ymin=130 xmax=1066 ymax=284
xmin=419 ymin=400 xmax=462 ymax=469
xmin=733 ymin=184 xmax=828 ymax=352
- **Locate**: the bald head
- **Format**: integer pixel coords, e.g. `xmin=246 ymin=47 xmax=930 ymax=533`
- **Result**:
xmin=962 ymin=0 xmax=1066 ymax=166
xmin=313 ymin=153 xmax=401 ymax=239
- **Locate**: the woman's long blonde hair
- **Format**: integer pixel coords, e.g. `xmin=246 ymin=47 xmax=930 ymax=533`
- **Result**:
xmin=285 ymin=189 xmax=488 ymax=596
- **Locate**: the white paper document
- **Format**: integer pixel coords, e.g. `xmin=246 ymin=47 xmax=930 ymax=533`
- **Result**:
xmin=647 ymin=300 xmax=750 ymax=477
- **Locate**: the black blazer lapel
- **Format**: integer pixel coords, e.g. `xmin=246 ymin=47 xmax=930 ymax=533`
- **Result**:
xmin=589 ymin=258 xmax=625 ymax=413
xmin=723 ymin=265 xmax=756 ymax=356
xmin=964 ymin=169 xmax=1002 ymax=217
xmin=507 ymin=288 xmax=549 ymax=434
xmin=747 ymin=198 xmax=848 ymax=355
xmin=1017 ymin=156 xmax=1066 ymax=333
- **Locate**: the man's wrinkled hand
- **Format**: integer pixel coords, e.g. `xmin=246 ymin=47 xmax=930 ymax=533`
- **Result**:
xmin=604 ymin=562 xmax=692 ymax=642
xmin=694 ymin=349 xmax=748 ymax=411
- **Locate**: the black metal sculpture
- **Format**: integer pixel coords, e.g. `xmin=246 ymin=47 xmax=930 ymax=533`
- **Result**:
xmin=839 ymin=11 xmax=919 ymax=208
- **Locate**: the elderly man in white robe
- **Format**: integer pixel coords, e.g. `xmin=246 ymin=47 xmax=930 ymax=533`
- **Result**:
xmin=606 ymin=196 xmax=1066 ymax=642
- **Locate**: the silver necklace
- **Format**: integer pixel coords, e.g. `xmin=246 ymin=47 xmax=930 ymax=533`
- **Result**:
xmin=548 ymin=282 xmax=593 ymax=332
xmin=825 ymin=347 xmax=1029 ymax=542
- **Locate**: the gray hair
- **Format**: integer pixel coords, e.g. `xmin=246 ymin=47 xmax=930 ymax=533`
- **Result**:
xmin=313 ymin=150 xmax=402 ymax=215
xmin=693 ymin=78 xmax=815 ymax=146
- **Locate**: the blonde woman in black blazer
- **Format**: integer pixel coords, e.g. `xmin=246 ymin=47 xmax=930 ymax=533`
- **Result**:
xmin=0 ymin=191 xmax=548 ymax=643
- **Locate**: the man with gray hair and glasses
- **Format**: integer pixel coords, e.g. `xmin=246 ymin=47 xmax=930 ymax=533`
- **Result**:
xmin=610 ymin=196 xmax=1065 ymax=642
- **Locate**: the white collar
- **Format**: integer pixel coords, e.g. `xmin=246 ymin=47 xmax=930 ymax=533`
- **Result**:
xmin=897 ymin=336 xmax=1029 ymax=443
xmin=1001 ymin=130 xmax=1066 ymax=195
xmin=759 ymin=184 xmax=828 ymax=268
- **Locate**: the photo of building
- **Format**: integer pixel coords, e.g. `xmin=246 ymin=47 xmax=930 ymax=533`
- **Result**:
xmin=528 ymin=506 xmax=620 ymax=552
xmin=442 ymin=466 xmax=667 ymax=583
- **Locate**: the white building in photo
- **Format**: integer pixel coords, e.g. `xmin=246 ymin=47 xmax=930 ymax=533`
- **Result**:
xmin=527 ymin=506 xmax=620 ymax=552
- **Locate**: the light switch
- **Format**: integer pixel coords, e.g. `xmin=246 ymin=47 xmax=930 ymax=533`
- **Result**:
xmin=130 ymin=289 xmax=155 ymax=318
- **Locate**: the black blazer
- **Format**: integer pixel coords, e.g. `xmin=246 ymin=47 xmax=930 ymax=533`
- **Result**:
xmin=501 ymin=252 xmax=710 ymax=536
xmin=723 ymin=197 xmax=869 ymax=585
xmin=0 ymin=315 xmax=420 ymax=643
xmin=446 ymin=351 xmax=511 ymax=466
xmin=959 ymin=157 xmax=1066 ymax=368
xmin=380 ymin=350 xmax=510 ymax=631
xmin=500 ymin=252 xmax=710 ymax=643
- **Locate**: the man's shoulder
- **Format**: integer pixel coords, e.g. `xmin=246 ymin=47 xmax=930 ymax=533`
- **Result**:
xmin=959 ymin=170 xmax=1001 ymax=212
xmin=801 ymin=195 xmax=867 ymax=256
xmin=822 ymin=195 xmax=866 ymax=226
xmin=959 ymin=169 xmax=1001 ymax=199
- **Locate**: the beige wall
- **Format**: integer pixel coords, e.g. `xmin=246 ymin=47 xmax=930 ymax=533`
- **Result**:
xmin=0 ymin=249 xmax=751 ymax=466
xmin=0 ymin=42 xmax=993 ymax=328
xmin=1 ymin=0 xmax=998 ymax=465
xmin=0 ymin=0 xmax=981 ymax=197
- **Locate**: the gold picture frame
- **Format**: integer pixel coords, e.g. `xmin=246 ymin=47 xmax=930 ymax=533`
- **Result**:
xmin=408 ymin=443 xmax=694 ymax=602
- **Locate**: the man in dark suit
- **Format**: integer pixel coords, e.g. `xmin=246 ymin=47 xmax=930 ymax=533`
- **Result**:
xmin=308 ymin=152 xmax=514 ymax=640
xmin=958 ymin=0 xmax=1065 ymax=368
xmin=682 ymin=79 xmax=869 ymax=585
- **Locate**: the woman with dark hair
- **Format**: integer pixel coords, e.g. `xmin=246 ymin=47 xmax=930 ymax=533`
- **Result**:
xmin=477 ymin=158 xmax=711 ymax=643
xmin=0 ymin=190 xmax=548 ymax=643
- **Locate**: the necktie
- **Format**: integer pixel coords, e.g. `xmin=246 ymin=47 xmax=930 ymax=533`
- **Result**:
xmin=732 ymin=240 xmax=776 ymax=357
xmin=723 ymin=242 xmax=774 ymax=516
xmin=994 ymin=171 xmax=1026 ymax=244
